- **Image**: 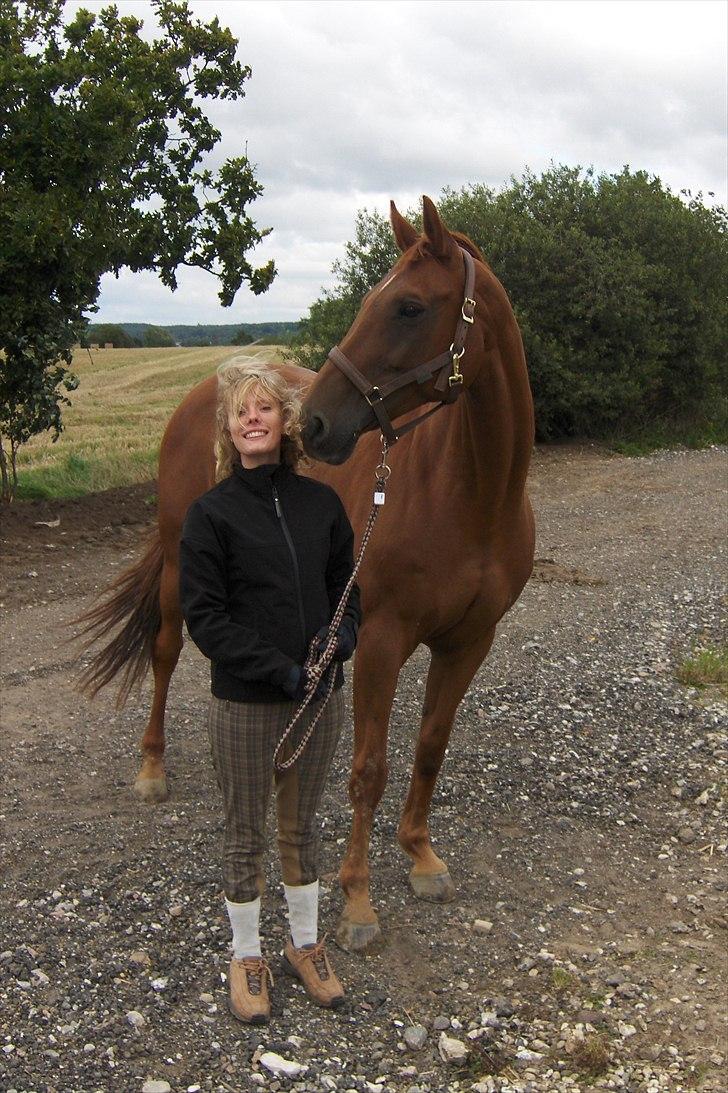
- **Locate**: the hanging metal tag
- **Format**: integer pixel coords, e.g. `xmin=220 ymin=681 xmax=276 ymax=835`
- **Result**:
xmin=374 ymin=490 xmax=386 ymax=506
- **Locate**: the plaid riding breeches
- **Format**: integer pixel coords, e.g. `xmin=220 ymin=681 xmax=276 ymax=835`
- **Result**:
xmin=207 ymin=690 xmax=344 ymax=903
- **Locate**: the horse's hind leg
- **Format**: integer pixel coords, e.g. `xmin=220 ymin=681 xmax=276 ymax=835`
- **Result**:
xmin=398 ymin=627 xmax=495 ymax=902
xmin=134 ymin=557 xmax=183 ymax=803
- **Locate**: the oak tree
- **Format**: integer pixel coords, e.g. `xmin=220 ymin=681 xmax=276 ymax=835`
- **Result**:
xmin=0 ymin=0 xmax=275 ymax=498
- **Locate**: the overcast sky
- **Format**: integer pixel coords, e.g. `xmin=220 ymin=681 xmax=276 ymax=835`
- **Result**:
xmin=85 ymin=0 xmax=727 ymax=327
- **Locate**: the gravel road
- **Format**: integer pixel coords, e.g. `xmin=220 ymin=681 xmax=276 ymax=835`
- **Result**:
xmin=1 ymin=444 xmax=726 ymax=1093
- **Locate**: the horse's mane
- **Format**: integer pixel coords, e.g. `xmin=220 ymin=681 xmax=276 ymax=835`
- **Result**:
xmin=450 ymin=231 xmax=491 ymax=270
xmin=413 ymin=230 xmax=492 ymax=272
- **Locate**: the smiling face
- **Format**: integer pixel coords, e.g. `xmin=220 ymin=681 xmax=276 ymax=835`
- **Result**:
xmin=228 ymin=386 xmax=285 ymax=468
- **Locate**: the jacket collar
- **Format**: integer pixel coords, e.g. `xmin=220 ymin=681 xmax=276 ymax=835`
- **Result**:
xmin=232 ymin=460 xmax=291 ymax=495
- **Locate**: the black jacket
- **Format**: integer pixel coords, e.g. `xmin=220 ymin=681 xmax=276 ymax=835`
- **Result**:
xmin=179 ymin=461 xmax=361 ymax=702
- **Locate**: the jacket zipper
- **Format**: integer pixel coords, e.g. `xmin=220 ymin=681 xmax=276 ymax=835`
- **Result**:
xmin=271 ymin=483 xmax=307 ymax=650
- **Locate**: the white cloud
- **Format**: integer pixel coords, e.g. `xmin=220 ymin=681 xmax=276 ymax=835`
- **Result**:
xmin=89 ymin=0 xmax=727 ymax=325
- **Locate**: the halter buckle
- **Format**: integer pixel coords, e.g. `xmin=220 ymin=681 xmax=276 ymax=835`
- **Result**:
xmin=448 ymin=373 xmax=464 ymax=388
xmin=462 ymin=297 xmax=476 ymax=324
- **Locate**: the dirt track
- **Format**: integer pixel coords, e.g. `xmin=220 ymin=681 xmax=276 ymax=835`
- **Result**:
xmin=1 ymin=444 xmax=727 ymax=1093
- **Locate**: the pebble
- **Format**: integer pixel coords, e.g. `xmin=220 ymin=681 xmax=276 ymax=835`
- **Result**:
xmin=260 ymin=1051 xmax=307 ymax=1079
xmin=126 ymin=1010 xmax=145 ymax=1028
xmin=437 ymin=1033 xmax=468 ymax=1063
xmin=493 ymin=997 xmax=515 ymax=1017
xmin=473 ymin=919 xmax=494 ymax=934
xmin=433 ymin=1015 xmax=450 ymax=1030
xmin=404 ymin=1024 xmax=428 ymax=1051
xmin=516 ymin=1048 xmax=544 ymax=1063
xmin=142 ymin=1083 xmax=172 ymax=1093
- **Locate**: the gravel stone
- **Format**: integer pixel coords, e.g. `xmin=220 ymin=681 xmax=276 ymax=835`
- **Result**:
xmin=404 ymin=1024 xmax=428 ymax=1051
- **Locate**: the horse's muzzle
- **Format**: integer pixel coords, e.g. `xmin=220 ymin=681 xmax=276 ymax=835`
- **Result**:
xmin=302 ymin=411 xmax=358 ymax=465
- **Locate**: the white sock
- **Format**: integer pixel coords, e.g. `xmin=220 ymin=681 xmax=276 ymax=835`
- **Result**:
xmin=283 ymin=880 xmax=319 ymax=948
xmin=225 ymin=896 xmax=262 ymax=959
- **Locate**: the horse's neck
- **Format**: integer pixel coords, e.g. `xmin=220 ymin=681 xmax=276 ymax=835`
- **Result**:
xmin=407 ymin=339 xmax=532 ymax=512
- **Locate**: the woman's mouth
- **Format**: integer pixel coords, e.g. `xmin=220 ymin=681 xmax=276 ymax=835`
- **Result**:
xmin=243 ymin=430 xmax=267 ymax=439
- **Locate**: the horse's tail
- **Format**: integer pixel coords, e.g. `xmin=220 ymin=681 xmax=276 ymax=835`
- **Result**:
xmin=75 ymin=533 xmax=164 ymax=706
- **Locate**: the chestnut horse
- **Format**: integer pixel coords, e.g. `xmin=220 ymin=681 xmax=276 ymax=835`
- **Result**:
xmin=79 ymin=197 xmax=534 ymax=950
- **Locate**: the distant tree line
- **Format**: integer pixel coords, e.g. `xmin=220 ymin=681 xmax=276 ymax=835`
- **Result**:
xmin=81 ymin=322 xmax=300 ymax=349
xmin=290 ymin=166 xmax=727 ymax=442
xmin=81 ymin=324 xmax=175 ymax=348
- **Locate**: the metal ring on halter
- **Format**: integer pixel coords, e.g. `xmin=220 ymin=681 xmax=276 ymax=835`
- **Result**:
xmin=375 ymin=463 xmax=392 ymax=482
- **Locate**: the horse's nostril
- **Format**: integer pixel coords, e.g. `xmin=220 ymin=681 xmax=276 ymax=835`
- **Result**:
xmin=306 ymin=412 xmax=327 ymax=442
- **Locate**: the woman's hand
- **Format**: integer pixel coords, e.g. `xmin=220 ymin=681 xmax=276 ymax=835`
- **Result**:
xmin=282 ymin=664 xmax=333 ymax=702
xmin=313 ymin=618 xmax=357 ymax=662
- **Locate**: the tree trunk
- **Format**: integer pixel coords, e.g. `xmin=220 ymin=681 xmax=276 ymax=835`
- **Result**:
xmin=10 ymin=439 xmax=18 ymax=500
xmin=0 ymin=436 xmax=12 ymax=502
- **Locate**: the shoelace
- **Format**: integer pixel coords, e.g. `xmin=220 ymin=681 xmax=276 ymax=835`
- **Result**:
xmin=299 ymin=938 xmax=330 ymax=981
xmin=236 ymin=956 xmax=274 ymax=994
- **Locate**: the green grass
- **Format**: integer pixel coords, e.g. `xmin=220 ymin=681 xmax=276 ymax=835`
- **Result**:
xmin=16 ymin=449 xmax=160 ymax=500
xmin=551 ymin=967 xmax=579 ymax=995
xmin=608 ymin=417 xmax=728 ymax=456
xmin=572 ymin=1034 xmax=610 ymax=1076
xmin=13 ymin=344 xmax=286 ymax=500
xmin=677 ymin=643 xmax=728 ymax=698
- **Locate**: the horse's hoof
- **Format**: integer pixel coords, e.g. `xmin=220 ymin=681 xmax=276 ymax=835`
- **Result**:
xmin=133 ymin=775 xmax=169 ymax=803
xmin=336 ymin=917 xmax=381 ymax=953
xmin=409 ymin=869 xmax=456 ymax=903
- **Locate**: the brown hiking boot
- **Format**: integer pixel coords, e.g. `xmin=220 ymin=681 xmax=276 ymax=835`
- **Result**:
xmin=282 ymin=937 xmax=345 ymax=1008
xmin=228 ymin=956 xmax=272 ymax=1024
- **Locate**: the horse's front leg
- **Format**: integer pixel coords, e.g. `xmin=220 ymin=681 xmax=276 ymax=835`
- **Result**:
xmin=398 ymin=627 xmax=495 ymax=901
xmin=337 ymin=620 xmax=409 ymax=952
xmin=134 ymin=556 xmax=183 ymax=802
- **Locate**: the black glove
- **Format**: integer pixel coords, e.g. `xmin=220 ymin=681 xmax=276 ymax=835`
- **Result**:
xmin=282 ymin=664 xmax=333 ymax=702
xmin=314 ymin=617 xmax=358 ymax=663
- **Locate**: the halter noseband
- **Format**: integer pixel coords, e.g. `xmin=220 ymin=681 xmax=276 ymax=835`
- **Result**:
xmin=326 ymin=247 xmax=477 ymax=445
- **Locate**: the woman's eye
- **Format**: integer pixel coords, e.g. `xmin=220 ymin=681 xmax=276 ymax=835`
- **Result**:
xmin=399 ymin=302 xmax=423 ymax=319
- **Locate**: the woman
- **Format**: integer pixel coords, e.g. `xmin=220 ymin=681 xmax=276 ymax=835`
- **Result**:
xmin=179 ymin=360 xmax=360 ymax=1024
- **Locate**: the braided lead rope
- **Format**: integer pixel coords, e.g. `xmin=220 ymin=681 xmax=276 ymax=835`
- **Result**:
xmin=273 ymin=440 xmax=390 ymax=772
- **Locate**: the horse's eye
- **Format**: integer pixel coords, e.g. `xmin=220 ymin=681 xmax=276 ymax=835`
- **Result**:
xmin=399 ymin=302 xmax=424 ymax=319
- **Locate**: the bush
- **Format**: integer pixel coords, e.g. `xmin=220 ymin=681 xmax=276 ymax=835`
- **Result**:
xmin=290 ymin=167 xmax=727 ymax=442
xmin=82 ymin=324 xmax=138 ymax=348
xmin=142 ymin=326 xmax=176 ymax=348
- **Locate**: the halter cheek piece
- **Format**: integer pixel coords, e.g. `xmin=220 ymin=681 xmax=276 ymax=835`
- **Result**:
xmin=326 ymin=247 xmax=477 ymax=445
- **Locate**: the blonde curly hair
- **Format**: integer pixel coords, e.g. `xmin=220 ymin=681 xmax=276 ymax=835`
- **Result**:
xmin=215 ymin=358 xmax=304 ymax=481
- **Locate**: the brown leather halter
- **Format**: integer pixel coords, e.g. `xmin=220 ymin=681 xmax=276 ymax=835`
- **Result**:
xmin=326 ymin=247 xmax=477 ymax=444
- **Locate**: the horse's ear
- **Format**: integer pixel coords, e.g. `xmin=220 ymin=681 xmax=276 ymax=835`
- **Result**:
xmin=422 ymin=195 xmax=458 ymax=260
xmin=390 ymin=201 xmax=419 ymax=252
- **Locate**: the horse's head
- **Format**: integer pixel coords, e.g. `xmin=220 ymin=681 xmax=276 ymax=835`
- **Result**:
xmin=302 ymin=196 xmax=484 ymax=464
